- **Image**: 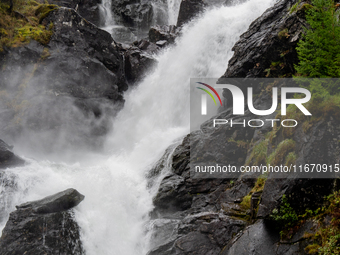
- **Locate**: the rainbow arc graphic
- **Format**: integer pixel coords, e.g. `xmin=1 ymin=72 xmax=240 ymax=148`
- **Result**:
xmin=196 ymin=82 xmax=222 ymax=115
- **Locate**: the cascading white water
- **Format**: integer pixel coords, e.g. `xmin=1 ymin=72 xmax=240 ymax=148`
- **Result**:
xmin=99 ymin=0 xmax=182 ymax=43
xmin=0 ymin=0 xmax=276 ymax=254
xmin=167 ymin=0 xmax=181 ymax=25
xmin=98 ymin=0 xmax=114 ymax=27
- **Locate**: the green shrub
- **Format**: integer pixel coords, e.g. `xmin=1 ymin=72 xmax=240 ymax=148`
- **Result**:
xmin=304 ymin=191 xmax=340 ymax=255
xmin=295 ymin=0 xmax=340 ymax=82
xmin=289 ymin=0 xmax=301 ymax=14
xmin=271 ymin=194 xmax=298 ymax=228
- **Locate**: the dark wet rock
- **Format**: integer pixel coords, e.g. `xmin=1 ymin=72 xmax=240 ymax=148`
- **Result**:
xmin=152 ymin=134 xmax=239 ymax=213
xmin=47 ymin=0 xmax=101 ymax=26
xmin=153 ymin=173 xmax=191 ymax=211
xmin=274 ymin=220 xmax=317 ymax=255
xmin=223 ymin=0 xmax=304 ymax=78
xmin=219 ymin=180 xmax=254 ymax=204
xmin=149 ymin=212 xmax=246 ymax=255
xmin=220 ymin=219 xmax=318 ymax=255
xmin=148 ymin=86 xmax=340 ymax=254
xmin=149 ymin=25 xmax=179 ymax=44
xmin=176 ymin=0 xmax=230 ymax=27
xmin=150 ymin=134 xmax=249 ymax=254
xmin=0 ymin=189 xmax=85 ymax=255
xmin=222 ymin=219 xmax=317 ymax=255
xmin=112 ymin=0 xmax=153 ymax=29
xmin=124 ymin=40 xmax=158 ymax=83
xmin=16 ymin=188 xmax=85 ymax=214
xmin=258 ymin=117 xmax=340 ymax=218
xmin=221 ymin=220 xmax=279 ymax=255
xmin=76 ymin=0 xmax=101 ymax=26
xmin=258 ymin=178 xmax=337 ymax=219
xmin=44 ymin=7 xmax=127 ymax=93
xmin=148 ymin=218 xmax=181 ymax=252
xmin=0 ymin=139 xmax=25 ymax=169
xmin=176 ymin=0 xmax=206 ymax=27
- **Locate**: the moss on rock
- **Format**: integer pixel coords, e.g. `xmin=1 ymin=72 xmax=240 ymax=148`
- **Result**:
xmin=0 ymin=0 xmax=57 ymax=51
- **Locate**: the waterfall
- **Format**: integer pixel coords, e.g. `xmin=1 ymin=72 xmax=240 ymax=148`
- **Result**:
xmin=0 ymin=0 xmax=276 ymax=254
xmin=98 ymin=0 xmax=114 ymax=28
xmin=167 ymin=0 xmax=181 ymax=25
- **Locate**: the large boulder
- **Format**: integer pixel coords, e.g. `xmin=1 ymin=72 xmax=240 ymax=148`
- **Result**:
xmin=0 ymin=189 xmax=85 ymax=255
xmin=149 ymin=25 xmax=179 ymax=45
xmin=16 ymin=188 xmax=85 ymax=213
xmin=124 ymin=39 xmax=159 ymax=84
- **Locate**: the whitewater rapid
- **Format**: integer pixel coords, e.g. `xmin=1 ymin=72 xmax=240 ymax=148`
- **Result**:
xmin=0 ymin=0 xmax=276 ymax=254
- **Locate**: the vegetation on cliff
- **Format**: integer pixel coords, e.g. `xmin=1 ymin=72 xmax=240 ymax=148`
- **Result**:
xmin=303 ymin=191 xmax=340 ymax=255
xmin=275 ymin=0 xmax=340 ymax=138
xmin=266 ymin=1 xmax=340 ymax=253
xmin=295 ymin=0 xmax=340 ymax=97
xmin=295 ymin=0 xmax=340 ymax=80
xmin=0 ymin=0 xmax=57 ymax=51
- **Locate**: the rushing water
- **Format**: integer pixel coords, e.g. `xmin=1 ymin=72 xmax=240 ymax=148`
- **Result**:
xmin=167 ymin=0 xmax=182 ymax=25
xmin=0 ymin=0 xmax=276 ymax=254
xmin=99 ymin=0 xmax=182 ymax=43
xmin=98 ymin=0 xmax=114 ymax=27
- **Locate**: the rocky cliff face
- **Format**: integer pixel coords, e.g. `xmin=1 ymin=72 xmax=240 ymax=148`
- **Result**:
xmin=0 ymin=7 xmax=128 ymax=155
xmin=150 ymin=0 xmax=340 ymax=254
xmin=222 ymin=0 xmax=306 ymax=78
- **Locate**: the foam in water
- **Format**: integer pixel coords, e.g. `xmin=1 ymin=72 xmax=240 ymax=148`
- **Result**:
xmin=0 ymin=0 xmax=276 ymax=254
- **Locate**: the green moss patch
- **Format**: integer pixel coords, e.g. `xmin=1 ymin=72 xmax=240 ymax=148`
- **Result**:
xmin=0 ymin=0 xmax=57 ymax=51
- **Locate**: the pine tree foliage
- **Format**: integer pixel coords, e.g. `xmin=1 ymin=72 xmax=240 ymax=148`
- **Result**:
xmin=295 ymin=0 xmax=340 ymax=95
